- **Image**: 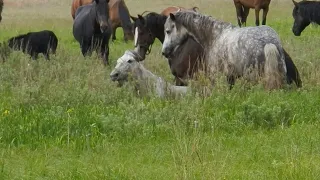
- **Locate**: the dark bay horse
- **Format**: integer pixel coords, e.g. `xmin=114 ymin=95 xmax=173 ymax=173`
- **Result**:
xmin=73 ymin=0 xmax=111 ymax=65
xmin=233 ymin=0 xmax=271 ymax=27
xmin=131 ymin=7 xmax=204 ymax=86
xmin=71 ymin=0 xmax=134 ymax=42
xmin=292 ymin=0 xmax=320 ymax=36
xmin=0 ymin=0 xmax=3 ymax=23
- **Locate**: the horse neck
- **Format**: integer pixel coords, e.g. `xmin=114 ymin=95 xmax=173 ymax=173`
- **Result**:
xmin=147 ymin=14 xmax=167 ymax=43
xmin=302 ymin=2 xmax=320 ymax=24
xmin=179 ymin=14 xmax=235 ymax=47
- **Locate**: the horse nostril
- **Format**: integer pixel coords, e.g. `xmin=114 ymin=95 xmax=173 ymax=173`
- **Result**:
xmin=110 ymin=72 xmax=119 ymax=80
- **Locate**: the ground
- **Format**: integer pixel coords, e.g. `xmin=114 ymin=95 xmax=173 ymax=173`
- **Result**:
xmin=0 ymin=0 xmax=320 ymax=179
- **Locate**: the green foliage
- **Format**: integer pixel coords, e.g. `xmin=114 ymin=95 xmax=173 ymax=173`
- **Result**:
xmin=0 ymin=0 xmax=320 ymax=179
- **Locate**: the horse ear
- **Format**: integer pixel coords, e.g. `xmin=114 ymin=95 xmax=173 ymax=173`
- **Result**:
xmin=169 ymin=13 xmax=176 ymax=21
xmin=292 ymin=0 xmax=298 ymax=7
xmin=130 ymin=15 xmax=138 ymax=22
xmin=138 ymin=15 xmax=145 ymax=24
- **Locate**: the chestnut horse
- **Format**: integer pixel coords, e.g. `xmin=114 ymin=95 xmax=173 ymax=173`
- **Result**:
xmin=160 ymin=6 xmax=199 ymax=16
xmin=233 ymin=0 xmax=271 ymax=27
xmin=71 ymin=0 xmax=134 ymax=42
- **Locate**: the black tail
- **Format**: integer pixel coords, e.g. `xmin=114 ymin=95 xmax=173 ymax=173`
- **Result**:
xmin=49 ymin=33 xmax=58 ymax=54
xmin=283 ymin=49 xmax=302 ymax=88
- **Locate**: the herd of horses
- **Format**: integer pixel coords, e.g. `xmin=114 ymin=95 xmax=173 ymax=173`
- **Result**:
xmin=0 ymin=0 xmax=320 ymax=97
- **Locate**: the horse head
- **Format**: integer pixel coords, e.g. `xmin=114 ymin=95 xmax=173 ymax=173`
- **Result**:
xmin=162 ymin=13 xmax=189 ymax=59
xmin=291 ymin=0 xmax=311 ymax=36
xmin=94 ymin=0 xmax=110 ymax=33
xmin=110 ymin=50 xmax=143 ymax=85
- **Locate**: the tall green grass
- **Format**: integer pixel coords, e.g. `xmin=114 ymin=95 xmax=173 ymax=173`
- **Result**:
xmin=0 ymin=0 xmax=320 ymax=179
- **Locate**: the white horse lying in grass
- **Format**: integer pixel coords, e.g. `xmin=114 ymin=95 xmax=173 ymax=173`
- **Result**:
xmin=110 ymin=50 xmax=190 ymax=98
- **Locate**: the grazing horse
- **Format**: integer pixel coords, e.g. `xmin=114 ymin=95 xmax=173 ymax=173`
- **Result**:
xmin=162 ymin=11 xmax=289 ymax=90
xmin=130 ymin=7 xmax=204 ymax=86
xmin=110 ymin=50 xmax=189 ymax=98
xmin=0 ymin=0 xmax=3 ymax=23
xmin=71 ymin=0 xmax=134 ymax=42
xmin=292 ymin=0 xmax=320 ymax=36
xmin=73 ymin=0 xmax=111 ymax=65
xmin=233 ymin=0 xmax=271 ymax=27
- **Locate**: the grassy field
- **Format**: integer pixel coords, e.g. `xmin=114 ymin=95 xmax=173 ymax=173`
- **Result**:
xmin=1 ymin=0 xmax=320 ymax=179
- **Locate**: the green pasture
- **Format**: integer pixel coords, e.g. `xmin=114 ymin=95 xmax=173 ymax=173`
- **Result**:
xmin=0 ymin=0 xmax=320 ymax=179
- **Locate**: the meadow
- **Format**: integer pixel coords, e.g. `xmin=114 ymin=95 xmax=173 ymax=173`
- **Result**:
xmin=0 ymin=0 xmax=320 ymax=179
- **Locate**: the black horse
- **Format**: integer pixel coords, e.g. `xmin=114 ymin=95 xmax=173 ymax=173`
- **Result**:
xmin=73 ymin=0 xmax=111 ymax=65
xmin=292 ymin=0 xmax=320 ymax=36
xmin=7 ymin=30 xmax=58 ymax=60
xmin=131 ymin=12 xmax=204 ymax=86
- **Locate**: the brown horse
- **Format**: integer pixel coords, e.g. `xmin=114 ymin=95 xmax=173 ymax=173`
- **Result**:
xmin=233 ymin=0 xmax=271 ymax=27
xmin=160 ymin=6 xmax=199 ymax=16
xmin=71 ymin=0 xmax=134 ymax=42
xmin=0 ymin=0 xmax=3 ymax=23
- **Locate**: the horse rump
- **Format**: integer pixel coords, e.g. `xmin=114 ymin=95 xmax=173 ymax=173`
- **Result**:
xmin=263 ymin=43 xmax=287 ymax=90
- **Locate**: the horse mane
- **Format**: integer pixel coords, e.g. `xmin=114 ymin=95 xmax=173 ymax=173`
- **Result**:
xmin=295 ymin=1 xmax=320 ymax=24
xmin=173 ymin=11 xmax=235 ymax=32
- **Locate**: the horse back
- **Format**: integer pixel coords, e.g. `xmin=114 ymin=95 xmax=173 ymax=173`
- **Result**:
xmin=160 ymin=6 xmax=198 ymax=16
xmin=71 ymin=0 xmax=93 ymax=19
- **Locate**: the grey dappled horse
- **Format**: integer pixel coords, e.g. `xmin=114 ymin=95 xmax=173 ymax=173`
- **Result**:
xmin=73 ymin=0 xmax=111 ymax=65
xmin=162 ymin=10 xmax=288 ymax=90
xmin=110 ymin=50 xmax=189 ymax=98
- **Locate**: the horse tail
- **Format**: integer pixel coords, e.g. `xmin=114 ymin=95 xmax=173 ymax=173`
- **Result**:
xmin=263 ymin=43 xmax=286 ymax=90
xmin=50 ymin=33 xmax=58 ymax=54
xmin=283 ymin=49 xmax=302 ymax=88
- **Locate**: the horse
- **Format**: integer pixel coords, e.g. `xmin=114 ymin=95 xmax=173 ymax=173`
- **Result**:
xmin=162 ymin=11 xmax=291 ymax=90
xmin=73 ymin=0 xmax=111 ymax=66
xmin=71 ymin=0 xmax=134 ymax=42
xmin=292 ymin=0 xmax=320 ymax=36
xmin=110 ymin=50 xmax=189 ymax=98
xmin=130 ymin=8 xmax=204 ymax=86
xmin=233 ymin=0 xmax=271 ymax=27
xmin=7 ymin=30 xmax=58 ymax=60
xmin=160 ymin=6 xmax=199 ymax=16
xmin=0 ymin=0 xmax=3 ymax=23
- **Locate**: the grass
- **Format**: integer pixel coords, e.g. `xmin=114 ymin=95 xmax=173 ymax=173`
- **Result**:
xmin=0 ymin=0 xmax=320 ymax=179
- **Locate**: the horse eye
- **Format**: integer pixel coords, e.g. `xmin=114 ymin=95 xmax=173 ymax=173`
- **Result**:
xmin=128 ymin=59 xmax=133 ymax=63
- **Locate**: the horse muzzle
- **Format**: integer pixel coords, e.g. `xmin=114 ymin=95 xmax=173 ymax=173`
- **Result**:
xmin=110 ymin=71 xmax=119 ymax=81
xmin=292 ymin=28 xmax=301 ymax=36
xmin=100 ymin=23 xmax=109 ymax=33
xmin=161 ymin=48 xmax=173 ymax=59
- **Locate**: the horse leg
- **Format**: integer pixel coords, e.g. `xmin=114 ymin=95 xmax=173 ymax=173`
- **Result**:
xmin=31 ymin=52 xmax=38 ymax=60
xmin=262 ymin=7 xmax=269 ymax=25
xmin=235 ymin=4 xmax=243 ymax=27
xmin=227 ymin=75 xmax=235 ymax=90
xmin=255 ymin=8 xmax=260 ymax=26
xmin=44 ymin=53 xmax=50 ymax=60
xmin=81 ymin=41 xmax=90 ymax=57
xmin=242 ymin=7 xmax=250 ymax=27
xmin=112 ymin=26 xmax=117 ymax=42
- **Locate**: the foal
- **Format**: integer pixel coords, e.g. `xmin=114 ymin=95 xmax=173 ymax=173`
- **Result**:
xmin=110 ymin=50 xmax=189 ymax=98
